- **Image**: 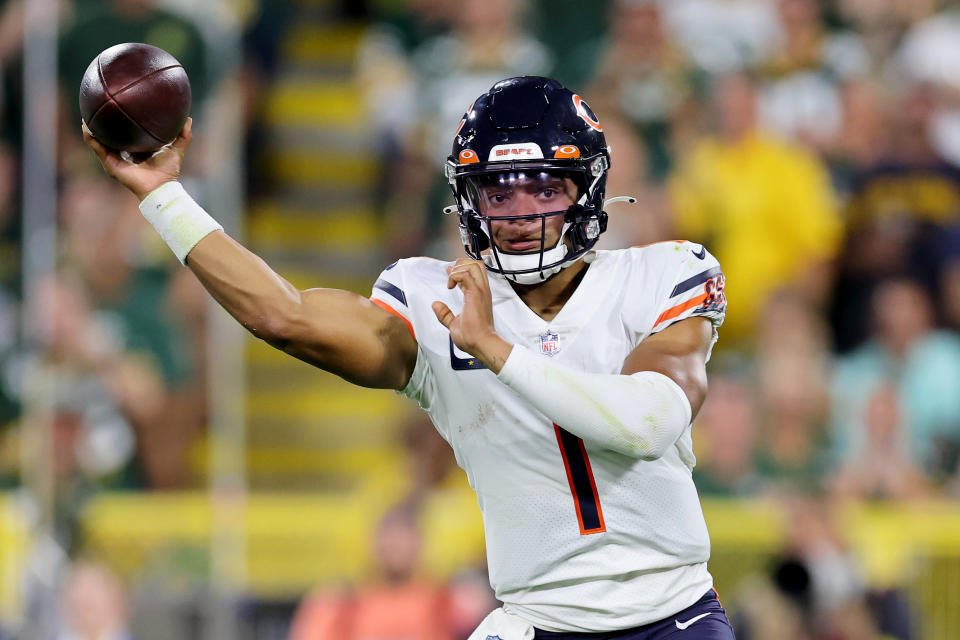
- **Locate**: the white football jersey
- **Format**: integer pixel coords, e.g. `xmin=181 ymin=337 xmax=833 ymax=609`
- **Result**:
xmin=369 ymin=242 xmax=727 ymax=632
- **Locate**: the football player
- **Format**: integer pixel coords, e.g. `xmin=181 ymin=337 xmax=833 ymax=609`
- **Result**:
xmin=83 ymin=76 xmax=734 ymax=639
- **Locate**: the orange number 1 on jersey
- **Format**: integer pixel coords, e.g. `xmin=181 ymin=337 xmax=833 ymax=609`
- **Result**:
xmin=554 ymin=424 xmax=606 ymax=535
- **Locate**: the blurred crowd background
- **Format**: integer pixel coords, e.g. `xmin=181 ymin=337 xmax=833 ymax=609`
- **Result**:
xmin=1 ymin=0 xmax=960 ymax=638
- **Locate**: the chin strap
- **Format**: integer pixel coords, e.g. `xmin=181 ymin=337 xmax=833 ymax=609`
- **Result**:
xmin=482 ymin=243 xmax=569 ymax=284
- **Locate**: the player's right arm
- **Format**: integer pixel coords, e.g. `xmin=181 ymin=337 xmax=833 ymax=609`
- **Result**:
xmin=82 ymin=120 xmax=418 ymax=390
xmin=186 ymin=233 xmax=417 ymax=388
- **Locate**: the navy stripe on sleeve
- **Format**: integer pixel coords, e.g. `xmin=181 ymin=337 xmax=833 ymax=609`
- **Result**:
xmin=670 ymin=266 xmax=722 ymax=298
xmin=374 ymin=278 xmax=407 ymax=306
xmin=449 ymin=336 xmax=486 ymax=370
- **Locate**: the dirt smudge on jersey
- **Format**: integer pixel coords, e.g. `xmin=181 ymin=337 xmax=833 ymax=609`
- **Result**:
xmin=459 ymin=402 xmax=495 ymax=434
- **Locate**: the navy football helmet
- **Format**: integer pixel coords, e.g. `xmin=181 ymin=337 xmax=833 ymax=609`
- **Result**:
xmin=445 ymin=77 xmax=613 ymax=284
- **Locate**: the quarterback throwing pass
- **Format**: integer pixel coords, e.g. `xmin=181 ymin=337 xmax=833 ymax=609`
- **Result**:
xmin=83 ymin=76 xmax=735 ymax=639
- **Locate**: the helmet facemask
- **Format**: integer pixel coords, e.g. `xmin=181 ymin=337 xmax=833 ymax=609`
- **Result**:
xmin=447 ymin=160 xmax=609 ymax=285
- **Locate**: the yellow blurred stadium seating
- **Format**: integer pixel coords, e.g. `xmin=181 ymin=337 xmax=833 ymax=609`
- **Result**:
xmin=3 ymin=493 xmax=960 ymax=639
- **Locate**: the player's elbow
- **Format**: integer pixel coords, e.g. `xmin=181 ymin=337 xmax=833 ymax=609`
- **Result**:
xmin=590 ymin=417 xmax=681 ymax=460
xmin=624 ymin=372 xmax=693 ymax=460
xmin=256 ymin=316 xmax=292 ymax=347
xmin=638 ymin=452 xmax=666 ymax=462
xmin=636 ymin=447 xmax=670 ymax=462
xmin=628 ymin=421 xmax=682 ymax=461
xmin=225 ymin=281 xmax=307 ymax=347
xmin=253 ymin=301 xmax=305 ymax=348
xmin=605 ymin=439 xmax=669 ymax=461
xmin=617 ymin=381 xmax=693 ymax=460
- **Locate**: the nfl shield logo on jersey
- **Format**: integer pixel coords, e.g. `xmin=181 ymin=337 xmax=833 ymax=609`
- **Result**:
xmin=539 ymin=330 xmax=560 ymax=356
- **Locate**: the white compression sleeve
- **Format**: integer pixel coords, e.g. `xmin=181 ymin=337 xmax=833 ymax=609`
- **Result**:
xmin=496 ymin=345 xmax=692 ymax=460
xmin=139 ymin=181 xmax=223 ymax=264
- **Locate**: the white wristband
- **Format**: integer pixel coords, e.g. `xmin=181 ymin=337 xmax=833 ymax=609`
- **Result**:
xmin=138 ymin=181 xmax=223 ymax=264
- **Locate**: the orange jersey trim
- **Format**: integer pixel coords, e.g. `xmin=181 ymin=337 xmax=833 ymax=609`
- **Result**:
xmin=654 ymin=292 xmax=709 ymax=327
xmin=371 ymin=298 xmax=415 ymax=340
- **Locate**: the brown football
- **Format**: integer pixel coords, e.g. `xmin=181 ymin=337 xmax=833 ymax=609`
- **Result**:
xmin=79 ymin=42 xmax=191 ymax=154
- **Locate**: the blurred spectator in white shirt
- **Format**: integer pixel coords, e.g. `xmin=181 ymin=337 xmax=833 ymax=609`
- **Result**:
xmin=757 ymin=0 xmax=870 ymax=153
xmin=894 ymin=6 xmax=960 ymax=166
xmin=661 ymin=0 xmax=780 ymax=73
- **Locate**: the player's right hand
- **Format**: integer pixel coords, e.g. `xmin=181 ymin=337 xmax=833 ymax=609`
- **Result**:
xmin=82 ymin=117 xmax=192 ymax=202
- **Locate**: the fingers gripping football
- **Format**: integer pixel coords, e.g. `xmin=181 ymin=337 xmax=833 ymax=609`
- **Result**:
xmin=82 ymin=117 xmax=192 ymax=201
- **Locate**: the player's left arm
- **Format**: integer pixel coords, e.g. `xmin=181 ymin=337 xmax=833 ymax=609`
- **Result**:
xmin=487 ymin=319 xmax=709 ymax=460
xmin=434 ymin=259 xmax=715 ymax=460
xmin=619 ymin=315 xmax=712 ymax=418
